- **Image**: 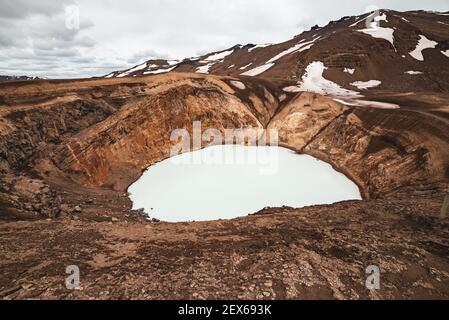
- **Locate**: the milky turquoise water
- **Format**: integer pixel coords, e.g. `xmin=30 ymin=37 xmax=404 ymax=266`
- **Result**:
xmin=128 ymin=145 xmax=361 ymax=222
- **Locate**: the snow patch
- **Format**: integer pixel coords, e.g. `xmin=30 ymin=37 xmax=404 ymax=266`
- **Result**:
xmin=405 ymin=71 xmax=423 ymax=75
xmin=283 ymin=61 xmax=399 ymax=110
xmin=409 ymin=35 xmax=438 ymax=61
xmin=239 ymin=63 xmax=253 ymax=70
xmin=143 ymin=66 xmax=176 ymax=75
xmin=266 ymin=37 xmax=320 ymax=64
xmin=357 ymin=27 xmax=395 ymax=46
xmin=344 ymin=68 xmax=355 ymax=75
xmin=196 ymin=63 xmax=214 ymax=74
xmin=334 ymin=99 xmax=400 ymax=109
xmin=283 ymin=86 xmax=302 ymax=93
xmin=117 ymin=62 xmax=148 ymax=78
xmin=441 ymin=50 xmax=449 ymax=58
xmin=248 ymin=44 xmax=271 ymax=52
xmin=285 ymin=61 xmax=361 ymax=98
xmin=230 ymin=80 xmax=246 ymax=90
xmin=241 ymin=63 xmax=275 ymax=77
xmin=350 ymin=80 xmax=381 ymax=90
xmin=205 ymin=49 xmax=234 ymax=61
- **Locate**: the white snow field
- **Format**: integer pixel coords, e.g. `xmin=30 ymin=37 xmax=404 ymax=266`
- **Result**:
xmin=285 ymin=61 xmax=361 ymax=98
xmin=241 ymin=63 xmax=275 ymax=76
xmin=409 ymin=35 xmax=438 ymax=61
xmin=196 ymin=63 xmax=214 ymax=74
xmin=281 ymin=62 xmax=397 ymax=110
xmin=358 ymin=26 xmax=395 ymax=46
xmin=128 ymin=145 xmax=362 ymax=222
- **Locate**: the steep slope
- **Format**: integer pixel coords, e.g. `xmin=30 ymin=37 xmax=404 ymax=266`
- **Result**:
xmin=105 ymin=10 xmax=449 ymax=93
xmin=1 ymin=74 xmax=448 ymax=215
xmin=0 ymin=74 xmax=448 ymax=300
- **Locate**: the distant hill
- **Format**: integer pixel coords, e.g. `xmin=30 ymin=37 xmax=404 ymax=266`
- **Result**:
xmin=0 ymin=75 xmax=40 ymax=82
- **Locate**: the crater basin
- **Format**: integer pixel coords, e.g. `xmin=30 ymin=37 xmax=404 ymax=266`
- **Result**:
xmin=128 ymin=145 xmax=362 ymax=222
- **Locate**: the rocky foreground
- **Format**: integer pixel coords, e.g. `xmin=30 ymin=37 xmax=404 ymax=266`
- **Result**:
xmin=0 ymin=191 xmax=448 ymax=300
xmin=0 ymin=73 xmax=448 ymax=299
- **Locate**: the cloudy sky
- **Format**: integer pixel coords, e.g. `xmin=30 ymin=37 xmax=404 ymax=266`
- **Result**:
xmin=0 ymin=0 xmax=447 ymax=79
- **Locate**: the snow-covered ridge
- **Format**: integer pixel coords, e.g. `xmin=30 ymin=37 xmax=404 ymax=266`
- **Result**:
xmin=103 ymin=10 xmax=448 ymax=80
xmin=240 ymin=36 xmax=321 ymax=77
xmin=205 ymin=49 xmax=235 ymax=61
xmin=267 ymin=36 xmax=321 ymax=64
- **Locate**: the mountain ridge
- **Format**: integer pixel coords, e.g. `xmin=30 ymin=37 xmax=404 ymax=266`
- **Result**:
xmin=104 ymin=9 xmax=449 ymax=94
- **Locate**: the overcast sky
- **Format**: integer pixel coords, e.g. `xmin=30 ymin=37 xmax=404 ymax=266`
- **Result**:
xmin=0 ymin=0 xmax=447 ymax=79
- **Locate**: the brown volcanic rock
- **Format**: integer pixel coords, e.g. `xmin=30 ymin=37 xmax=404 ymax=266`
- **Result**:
xmin=48 ymin=74 xmax=280 ymax=190
xmin=1 ymin=11 xmax=449 ymax=300
xmin=0 ymin=72 xmax=448 ymax=299
xmin=0 ymin=195 xmax=448 ymax=300
xmin=268 ymin=92 xmax=449 ymax=198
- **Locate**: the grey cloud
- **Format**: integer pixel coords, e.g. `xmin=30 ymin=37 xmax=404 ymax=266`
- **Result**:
xmin=0 ymin=0 xmax=69 ymax=19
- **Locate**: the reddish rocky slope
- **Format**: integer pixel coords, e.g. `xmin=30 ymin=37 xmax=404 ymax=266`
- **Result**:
xmin=0 ymin=10 xmax=448 ymax=300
